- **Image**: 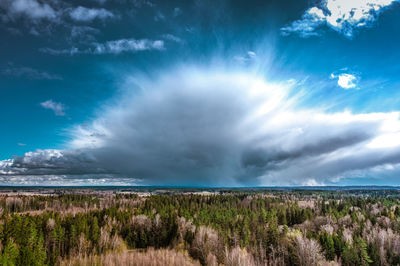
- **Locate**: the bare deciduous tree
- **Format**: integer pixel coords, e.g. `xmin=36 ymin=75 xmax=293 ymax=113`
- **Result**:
xmin=294 ymin=235 xmax=326 ymax=266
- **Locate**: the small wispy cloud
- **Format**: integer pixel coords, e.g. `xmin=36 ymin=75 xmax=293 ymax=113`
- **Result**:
xmin=162 ymin=34 xmax=183 ymax=43
xmin=173 ymin=7 xmax=182 ymax=17
xmin=2 ymin=64 xmax=62 ymax=80
xmin=40 ymin=100 xmax=66 ymax=116
xmin=154 ymin=11 xmax=165 ymax=22
xmin=17 ymin=143 xmax=27 ymax=146
xmin=69 ymin=6 xmax=114 ymax=22
xmin=330 ymin=72 xmax=359 ymax=89
xmin=41 ymin=38 xmax=165 ymax=55
xmin=39 ymin=47 xmax=80 ymax=56
xmin=233 ymin=51 xmax=257 ymax=63
xmin=70 ymin=26 xmax=100 ymax=42
xmin=94 ymin=38 xmax=164 ymax=54
xmin=132 ymin=0 xmax=154 ymax=8
xmin=282 ymin=0 xmax=398 ymax=38
xmin=93 ymin=0 xmax=107 ymax=4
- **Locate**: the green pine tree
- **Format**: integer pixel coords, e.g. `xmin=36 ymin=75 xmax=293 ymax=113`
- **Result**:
xmin=0 ymin=239 xmax=19 ymax=266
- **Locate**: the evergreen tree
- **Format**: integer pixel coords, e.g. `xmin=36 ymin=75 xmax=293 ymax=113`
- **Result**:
xmin=0 ymin=239 xmax=19 ymax=266
xmin=91 ymin=217 xmax=100 ymax=246
xmin=356 ymin=238 xmax=372 ymax=266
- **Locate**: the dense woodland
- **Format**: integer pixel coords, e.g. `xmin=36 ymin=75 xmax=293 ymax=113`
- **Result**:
xmin=0 ymin=189 xmax=400 ymax=265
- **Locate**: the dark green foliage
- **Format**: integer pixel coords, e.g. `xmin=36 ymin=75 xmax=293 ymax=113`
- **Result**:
xmin=0 ymin=239 xmax=19 ymax=266
xmin=319 ymin=233 xmax=335 ymax=260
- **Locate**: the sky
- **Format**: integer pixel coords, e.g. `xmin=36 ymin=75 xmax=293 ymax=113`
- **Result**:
xmin=1 ymin=0 xmax=400 ymax=186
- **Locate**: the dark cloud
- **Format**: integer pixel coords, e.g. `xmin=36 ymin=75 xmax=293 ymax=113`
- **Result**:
xmin=0 ymin=0 xmax=116 ymax=37
xmin=68 ymin=6 xmax=114 ymax=22
xmin=0 ymin=0 xmax=57 ymax=22
xmin=0 ymin=149 xmax=108 ymax=176
xmin=69 ymin=26 xmax=100 ymax=43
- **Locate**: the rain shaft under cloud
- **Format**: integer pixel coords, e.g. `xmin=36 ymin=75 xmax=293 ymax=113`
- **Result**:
xmin=2 ymin=67 xmax=400 ymax=186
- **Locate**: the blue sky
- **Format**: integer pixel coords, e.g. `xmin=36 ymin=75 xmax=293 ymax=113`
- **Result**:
xmin=1 ymin=0 xmax=400 ymax=186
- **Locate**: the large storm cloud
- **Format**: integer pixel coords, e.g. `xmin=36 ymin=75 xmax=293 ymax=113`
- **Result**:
xmin=2 ymin=68 xmax=400 ymax=186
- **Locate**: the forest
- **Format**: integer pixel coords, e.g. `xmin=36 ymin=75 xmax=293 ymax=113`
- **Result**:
xmin=0 ymin=188 xmax=400 ymax=265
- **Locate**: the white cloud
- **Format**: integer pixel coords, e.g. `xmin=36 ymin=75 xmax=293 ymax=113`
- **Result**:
xmin=0 ymin=0 xmax=57 ymax=21
xmin=0 ymin=159 xmax=14 ymax=175
xmin=331 ymin=73 xmax=359 ymax=89
xmin=247 ymin=51 xmax=257 ymax=58
xmin=40 ymin=100 xmax=66 ymax=116
xmin=69 ymin=6 xmax=114 ymax=22
xmin=282 ymin=0 xmax=399 ymax=38
xmin=63 ymin=70 xmax=400 ymax=186
xmin=281 ymin=7 xmax=325 ymax=37
xmin=93 ymin=38 xmax=164 ymax=54
xmin=337 ymin=74 xmax=358 ymax=89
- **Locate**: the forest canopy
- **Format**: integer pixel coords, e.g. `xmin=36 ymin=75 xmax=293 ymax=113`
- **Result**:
xmin=0 ymin=188 xmax=399 ymax=265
